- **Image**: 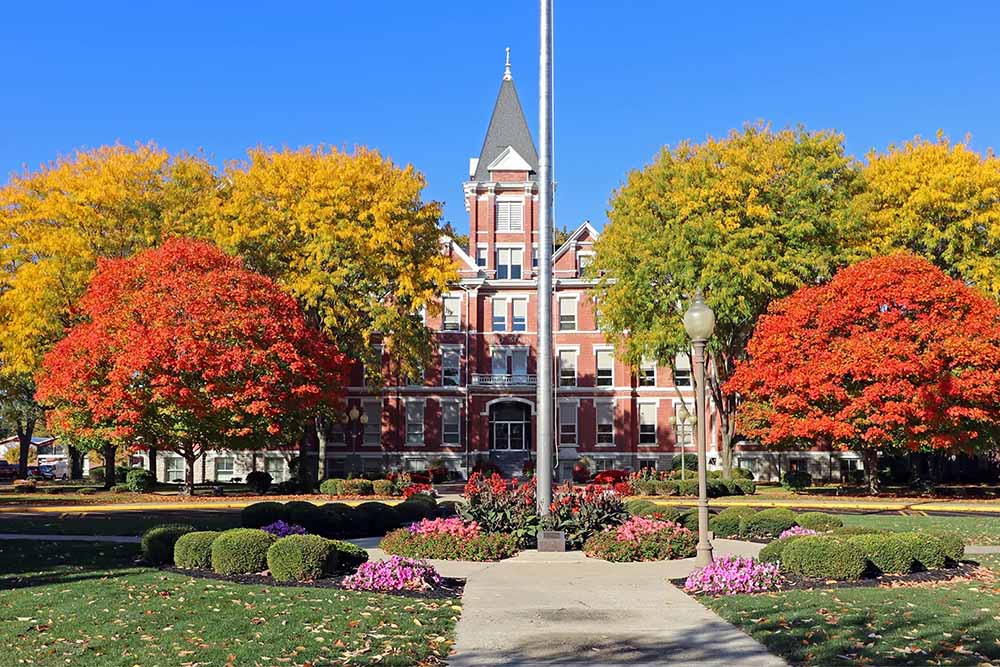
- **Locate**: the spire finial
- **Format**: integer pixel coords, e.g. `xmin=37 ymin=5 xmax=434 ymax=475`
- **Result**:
xmin=504 ymin=47 xmax=512 ymax=80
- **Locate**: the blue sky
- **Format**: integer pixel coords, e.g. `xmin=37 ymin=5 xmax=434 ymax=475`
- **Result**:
xmin=4 ymin=1 xmax=1000 ymax=235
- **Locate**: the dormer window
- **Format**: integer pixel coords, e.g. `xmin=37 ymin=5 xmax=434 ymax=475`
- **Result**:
xmin=496 ymin=200 xmax=523 ymax=232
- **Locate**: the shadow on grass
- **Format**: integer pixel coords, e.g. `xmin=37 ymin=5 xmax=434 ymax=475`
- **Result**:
xmin=0 ymin=508 xmax=242 ymax=536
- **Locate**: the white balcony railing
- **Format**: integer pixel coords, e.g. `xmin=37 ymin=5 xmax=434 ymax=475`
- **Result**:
xmin=471 ymin=373 xmax=537 ymax=387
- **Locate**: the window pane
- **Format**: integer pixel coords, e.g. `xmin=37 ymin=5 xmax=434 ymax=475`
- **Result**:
xmin=596 ymin=350 xmax=613 ymax=386
xmin=510 ymin=249 xmax=522 ymax=279
xmin=496 ymin=202 xmax=510 ymax=232
xmin=596 ymin=402 xmax=614 ymax=446
xmin=363 ymin=403 xmax=381 ymax=444
xmin=492 ymin=299 xmax=506 ymax=331
xmin=639 ymin=359 xmax=656 ymax=387
xmin=559 ymin=404 xmax=577 ymax=445
xmin=512 ymin=299 xmax=527 ymax=331
xmin=406 ymin=401 xmax=424 ymax=444
xmin=496 ymin=249 xmax=509 ymax=279
xmin=559 ymin=298 xmax=576 ymax=330
xmin=442 ymin=402 xmax=460 ymax=444
xmin=558 ymin=351 xmax=577 ymax=387
xmin=442 ymin=348 xmax=460 ymax=386
xmin=476 ymin=247 xmax=487 ymax=267
xmin=639 ymin=403 xmax=657 ymax=444
xmin=443 ymin=296 xmax=461 ymax=330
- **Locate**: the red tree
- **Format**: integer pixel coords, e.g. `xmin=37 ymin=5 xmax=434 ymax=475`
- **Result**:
xmin=727 ymin=254 xmax=1000 ymax=492
xmin=36 ymin=239 xmax=347 ymax=491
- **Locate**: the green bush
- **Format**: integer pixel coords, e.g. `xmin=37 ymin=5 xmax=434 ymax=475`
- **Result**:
xmin=173 ymin=531 xmax=220 ymax=569
xmin=125 ymin=468 xmax=155 ymax=493
xmin=830 ymin=526 xmax=884 ymax=537
xmin=847 ymin=533 xmax=916 ymax=574
xmin=315 ymin=503 xmax=352 ymax=537
xmin=353 ymin=502 xmax=400 ymax=535
xmin=267 ymin=535 xmax=338 ymax=582
xmin=925 ymin=530 xmax=965 ymax=563
xmin=671 ymin=456 xmax=698 ymax=472
xmin=655 ymin=480 xmax=679 ymax=496
xmin=721 ymin=479 xmax=743 ymax=496
xmin=743 ymin=508 xmax=798 ymax=539
xmin=211 ymin=528 xmax=277 ymax=575
xmin=111 ymin=483 xmax=131 ymax=494
xmin=78 ymin=487 xmax=97 ymax=495
xmin=706 ymin=479 xmax=728 ymax=498
xmin=245 ymin=470 xmax=272 ymax=494
xmin=896 ymin=532 xmax=948 ymax=570
xmin=797 ymin=512 xmax=843 ymax=532
xmin=624 ymin=499 xmax=658 ymax=516
xmin=141 ymin=523 xmax=195 ymax=565
xmin=115 ymin=466 xmax=131 ymax=484
xmin=781 ymin=536 xmax=867 ymax=580
xmin=734 ymin=479 xmax=756 ymax=495
xmin=633 ymin=479 xmax=659 ymax=496
xmin=437 ymin=500 xmax=459 ymax=517
xmin=380 ymin=529 xmax=519 ymax=561
xmin=676 ymin=479 xmax=698 ymax=496
xmin=732 ymin=468 xmax=754 ymax=480
xmin=241 ymin=501 xmax=287 ymax=528
xmin=583 ymin=524 xmax=697 ymax=562
xmin=319 ymin=478 xmax=344 ymax=495
xmin=88 ymin=467 xmax=106 ymax=484
xmin=283 ymin=501 xmax=324 ymax=533
xmin=372 ymin=479 xmax=395 ymax=496
xmin=678 ymin=508 xmax=717 ymax=532
xmin=342 ymin=478 xmax=374 ymax=496
xmin=758 ymin=535 xmax=809 ymax=564
xmin=781 ymin=470 xmax=813 ymax=490
xmin=709 ymin=507 xmax=756 ymax=538
xmin=652 ymin=505 xmax=684 ymax=522
xmin=330 ymin=539 xmax=369 ymax=571
xmin=393 ymin=499 xmax=434 ymax=524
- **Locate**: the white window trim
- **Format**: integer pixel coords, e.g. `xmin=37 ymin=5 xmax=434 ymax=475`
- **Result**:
xmin=492 ymin=297 xmax=508 ymax=332
xmin=594 ymin=345 xmax=614 ymax=387
xmin=558 ymin=295 xmax=579 ymax=332
xmin=557 ymin=347 xmax=579 ymax=387
xmin=638 ymin=358 xmax=657 ymax=388
xmin=558 ymin=400 xmax=578 ymax=447
xmin=440 ymin=345 xmax=462 ymax=387
xmin=362 ymin=399 xmax=382 ymax=447
xmin=441 ymin=294 xmax=462 ymax=331
xmin=595 ymin=399 xmax=615 ymax=448
xmin=495 ymin=198 xmax=525 ymax=232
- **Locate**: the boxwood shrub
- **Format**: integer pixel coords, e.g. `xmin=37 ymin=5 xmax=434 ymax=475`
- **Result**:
xmin=319 ymin=478 xmax=344 ymax=495
xmin=283 ymin=501 xmax=324 ymax=533
xmin=678 ymin=508 xmax=717 ymax=532
xmin=652 ymin=505 xmax=684 ymax=523
xmin=676 ymin=479 xmax=699 ymax=496
xmin=925 ymin=530 xmax=965 ymax=563
xmin=125 ymin=468 xmax=155 ymax=493
xmin=797 ymin=512 xmax=844 ymax=532
xmin=781 ymin=470 xmax=813 ymax=490
xmin=758 ymin=535 xmax=808 ymax=564
xmin=780 ymin=536 xmax=866 ymax=580
xmin=245 ymin=470 xmax=272 ymax=494
xmin=847 ymin=533 xmax=916 ymax=574
xmin=141 ymin=523 xmax=196 ymax=565
xmin=330 ymin=539 xmax=369 ymax=571
xmin=341 ymin=478 xmax=374 ymax=496
xmin=380 ymin=529 xmax=519 ymax=561
xmin=266 ymin=535 xmax=339 ymax=582
xmin=830 ymin=526 xmax=884 ymax=537
xmin=632 ymin=479 xmax=659 ymax=496
xmin=624 ymin=499 xmax=659 ymax=516
xmin=656 ymin=480 xmax=679 ymax=496
xmin=743 ymin=508 xmax=798 ymax=540
xmin=353 ymin=502 xmax=400 ymax=536
xmin=393 ymin=499 xmax=434 ymax=524
xmin=241 ymin=501 xmax=287 ymax=528
xmin=709 ymin=507 xmax=756 ymax=538
xmin=173 ymin=531 xmax=220 ymax=569
xmin=211 ymin=528 xmax=277 ymax=575
xmin=896 ymin=532 xmax=948 ymax=570
xmin=372 ymin=479 xmax=395 ymax=496
xmin=734 ymin=479 xmax=756 ymax=495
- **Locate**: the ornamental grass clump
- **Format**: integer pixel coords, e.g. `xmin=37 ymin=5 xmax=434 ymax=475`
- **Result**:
xmin=684 ymin=556 xmax=784 ymax=595
xmin=583 ymin=517 xmax=696 ymax=562
xmin=343 ymin=556 xmax=442 ymax=592
xmin=262 ymin=520 xmax=309 ymax=538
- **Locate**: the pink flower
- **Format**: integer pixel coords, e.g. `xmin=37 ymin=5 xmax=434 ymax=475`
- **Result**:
xmin=343 ymin=556 xmax=442 ymax=592
xmin=684 ymin=556 xmax=783 ymax=595
xmin=407 ymin=517 xmax=481 ymax=539
xmin=615 ymin=516 xmax=687 ymax=543
xmin=779 ymin=526 xmax=819 ymax=540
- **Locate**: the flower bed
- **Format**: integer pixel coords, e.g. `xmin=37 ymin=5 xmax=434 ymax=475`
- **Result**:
xmin=344 ymin=556 xmax=442 ymax=592
xmin=583 ymin=516 xmax=696 ymax=562
xmin=380 ymin=517 xmax=520 ymax=561
xmin=684 ymin=557 xmax=784 ymax=595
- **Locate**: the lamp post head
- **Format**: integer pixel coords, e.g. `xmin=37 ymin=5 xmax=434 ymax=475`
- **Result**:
xmin=676 ymin=403 xmax=689 ymax=422
xmin=348 ymin=406 xmax=360 ymax=421
xmin=683 ymin=289 xmax=715 ymax=342
xmin=360 ymin=414 xmax=369 ymax=425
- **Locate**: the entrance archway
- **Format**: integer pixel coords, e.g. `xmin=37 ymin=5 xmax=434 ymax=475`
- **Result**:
xmin=489 ymin=401 xmax=531 ymax=451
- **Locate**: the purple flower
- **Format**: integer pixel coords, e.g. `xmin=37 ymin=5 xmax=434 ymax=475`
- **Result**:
xmin=262 ymin=520 xmax=308 ymax=537
xmin=343 ymin=556 xmax=443 ymax=592
xmin=779 ymin=526 xmax=819 ymax=540
xmin=684 ymin=556 xmax=783 ymax=595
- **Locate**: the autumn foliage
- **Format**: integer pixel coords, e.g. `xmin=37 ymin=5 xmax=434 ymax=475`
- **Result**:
xmin=727 ymin=255 xmax=1000 ymax=489
xmin=36 ymin=239 xmax=348 ymax=488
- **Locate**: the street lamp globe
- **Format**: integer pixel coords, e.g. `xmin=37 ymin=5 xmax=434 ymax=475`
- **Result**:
xmin=348 ymin=406 xmax=360 ymax=421
xmin=683 ymin=290 xmax=715 ymax=342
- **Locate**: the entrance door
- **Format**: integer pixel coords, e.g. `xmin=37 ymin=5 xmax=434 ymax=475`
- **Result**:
xmin=489 ymin=401 xmax=531 ymax=450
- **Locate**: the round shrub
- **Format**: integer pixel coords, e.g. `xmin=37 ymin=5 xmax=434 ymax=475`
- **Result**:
xmin=624 ymin=499 xmax=658 ymax=516
xmin=372 ymin=479 xmax=395 ymax=496
xmin=111 ymin=483 xmax=131 ymax=494
xmin=706 ymin=479 xmax=728 ymax=498
xmin=925 ymin=530 xmax=965 ymax=563
xmin=744 ymin=508 xmax=798 ymax=539
xmin=330 ymin=539 xmax=369 ymax=571
xmin=354 ymin=502 xmax=400 ymax=535
xmin=780 ymin=536 xmax=866 ymax=580
xmin=676 ymin=479 xmax=699 ymax=496
xmin=125 ymin=468 xmax=155 ymax=493
xmin=896 ymin=532 xmax=948 ymax=570
xmin=319 ymin=478 xmax=344 ymax=495
xmin=709 ymin=507 xmax=756 ymax=538
xmin=211 ymin=528 xmax=277 ymax=575
xmin=655 ymin=480 xmax=679 ymax=496
xmin=672 ymin=457 xmax=698 ymax=472
xmin=847 ymin=533 xmax=916 ymax=574
xmin=267 ymin=535 xmax=338 ymax=582
xmin=283 ymin=501 xmax=324 ymax=533
xmin=732 ymin=468 xmax=754 ymax=481
xmin=88 ymin=467 xmax=106 ymax=484
xmin=796 ymin=512 xmax=843 ymax=532
xmin=831 ymin=526 xmax=884 ymax=537
xmin=632 ymin=479 xmax=659 ymax=496
xmin=652 ymin=505 xmax=684 ymax=522
xmin=315 ymin=503 xmax=352 ymax=537
xmin=394 ymin=499 xmax=435 ymax=524
xmin=342 ymin=478 xmax=374 ymax=496
xmin=241 ymin=501 xmax=287 ymax=528
xmin=734 ymin=479 xmax=757 ymax=495
xmin=758 ymin=535 xmax=809 ymax=564
xmin=173 ymin=531 xmax=220 ymax=570
xmin=141 ymin=523 xmax=195 ymax=565
xmin=678 ymin=508 xmax=718 ymax=532
xmin=721 ymin=479 xmax=743 ymax=496
xmin=245 ymin=470 xmax=272 ymax=494
xmin=781 ymin=470 xmax=813 ymax=490
xmin=404 ymin=492 xmax=437 ymax=509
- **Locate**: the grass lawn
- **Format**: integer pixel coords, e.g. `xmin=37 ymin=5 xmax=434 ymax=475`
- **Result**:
xmin=0 ymin=540 xmax=459 ymax=666
xmin=702 ymin=554 xmax=1000 ymax=666
xmin=0 ymin=509 xmax=242 ymax=535
xmin=837 ymin=513 xmax=1000 ymax=545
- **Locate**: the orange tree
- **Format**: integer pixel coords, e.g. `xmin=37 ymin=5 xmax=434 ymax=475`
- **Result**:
xmin=35 ymin=239 xmax=347 ymax=491
xmin=727 ymin=254 xmax=1000 ymax=493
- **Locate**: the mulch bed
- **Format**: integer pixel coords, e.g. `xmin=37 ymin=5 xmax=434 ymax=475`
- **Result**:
xmin=673 ymin=562 xmax=991 ymax=595
xmin=161 ymin=565 xmax=465 ymax=600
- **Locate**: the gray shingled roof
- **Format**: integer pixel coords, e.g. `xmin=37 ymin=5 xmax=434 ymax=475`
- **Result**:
xmin=474 ymin=78 xmax=539 ymax=182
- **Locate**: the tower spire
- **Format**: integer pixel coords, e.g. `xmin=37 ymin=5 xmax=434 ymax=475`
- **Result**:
xmin=504 ymin=47 xmax=512 ymax=80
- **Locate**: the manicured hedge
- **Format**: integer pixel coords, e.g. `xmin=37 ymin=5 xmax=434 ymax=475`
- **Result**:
xmin=141 ymin=523 xmax=195 ymax=565
xmin=758 ymin=535 xmax=808 ymax=564
xmin=743 ymin=508 xmax=798 ymax=539
xmin=342 ymin=478 xmax=374 ymax=496
xmin=780 ymin=536 xmax=866 ymax=580
xmin=354 ymin=501 xmax=401 ymax=535
xmin=319 ymin=478 xmax=344 ymax=495
xmin=678 ymin=508 xmax=718 ymax=532
xmin=709 ymin=507 xmax=756 ymax=538
xmin=583 ymin=525 xmax=697 ymax=562
xmin=796 ymin=512 xmax=843 ymax=532
xmin=781 ymin=470 xmax=813 ymax=490
xmin=847 ymin=533 xmax=916 ymax=574
xmin=266 ymin=535 xmax=338 ymax=582
xmin=624 ymin=499 xmax=659 ymax=516
xmin=211 ymin=528 xmax=277 ymax=575
xmin=830 ymin=526 xmax=884 ymax=537
xmin=925 ymin=530 xmax=965 ymax=563
xmin=241 ymin=501 xmax=287 ymax=528
xmin=283 ymin=501 xmax=324 ymax=533
xmin=897 ymin=532 xmax=948 ymax=570
xmin=174 ymin=531 xmax=220 ymax=570
xmin=330 ymin=539 xmax=369 ymax=571
xmin=676 ymin=479 xmax=699 ymax=496
xmin=372 ymin=479 xmax=395 ymax=496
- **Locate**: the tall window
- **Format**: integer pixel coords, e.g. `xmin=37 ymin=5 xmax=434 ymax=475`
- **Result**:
xmin=442 ymin=401 xmax=461 ymax=445
xmin=639 ymin=403 xmax=657 ymax=445
xmin=476 ymin=246 xmax=488 ymax=268
xmin=596 ymin=401 xmax=614 ymax=446
xmin=558 ymin=349 xmax=577 ymax=387
xmin=559 ymin=403 xmax=577 ymax=445
xmin=214 ymin=456 xmax=234 ymax=482
xmin=496 ymin=200 xmax=524 ymax=232
xmin=596 ymin=349 xmax=614 ymax=387
xmin=441 ymin=347 xmax=461 ymax=386
xmin=492 ymin=299 xmax=507 ymax=331
xmin=496 ymin=248 xmax=523 ymax=279
xmin=264 ymin=456 xmax=286 ymax=482
xmin=558 ymin=297 xmax=577 ymax=331
xmin=638 ymin=359 xmax=656 ymax=387
xmin=512 ymin=299 xmax=527 ymax=332
xmin=165 ymin=456 xmax=184 ymax=483
xmin=442 ymin=295 xmax=461 ymax=330
xmin=363 ymin=401 xmax=381 ymax=445
xmin=532 ymin=244 xmax=539 ymax=270
xmin=405 ymin=400 xmax=425 ymax=445
xmin=674 ymin=352 xmax=692 ymax=387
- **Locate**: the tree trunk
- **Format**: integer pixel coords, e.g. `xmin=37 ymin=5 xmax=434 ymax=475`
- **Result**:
xmin=184 ymin=454 xmax=196 ymax=495
xmin=103 ymin=444 xmax=116 ymax=490
xmin=69 ymin=446 xmax=84 ymax=480
xmin=315 ymin=415 xmax=328 ymax=483
xmin=15 ymin=418 xmax=35 ymax=479
xmin=148 ymin=447 xmax=158 ymax=481
xmin=863 ymin=448 xmax=880 ymax=495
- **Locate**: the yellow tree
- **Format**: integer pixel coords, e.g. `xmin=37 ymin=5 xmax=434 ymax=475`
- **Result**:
xmin=0 ymin=143 xmax=217 ymax=479
xmin=856 ymin=133 xmax=1000 ymax=297
xmin=211 ymin=146 xmax=455 ymax=479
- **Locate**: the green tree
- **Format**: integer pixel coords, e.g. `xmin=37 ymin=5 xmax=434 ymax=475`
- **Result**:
xmin=592 ymin=123 xmax=863 ymax=477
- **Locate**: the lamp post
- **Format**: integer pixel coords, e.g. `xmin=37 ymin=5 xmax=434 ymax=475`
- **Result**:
xmin=669 ymin=405 xmax=694 ymax=481
xmin=341 ymin=406 xmax=369 ymax=476
xmin=683 ymin=290 xmax=715 ymax=567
